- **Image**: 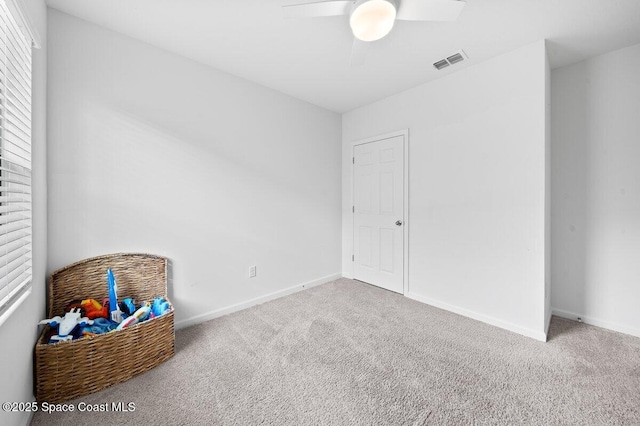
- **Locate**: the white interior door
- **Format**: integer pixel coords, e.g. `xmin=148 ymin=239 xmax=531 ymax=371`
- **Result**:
xmin=353 ymin=135 xmax=405 ymax=294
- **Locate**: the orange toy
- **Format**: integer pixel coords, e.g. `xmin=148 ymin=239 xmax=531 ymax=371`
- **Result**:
xmin=65 ymin=298 xmax=110 ymax=320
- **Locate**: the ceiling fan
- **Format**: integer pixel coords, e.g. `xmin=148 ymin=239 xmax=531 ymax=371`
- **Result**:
xmin=282 ymin=0 xmax=466 ymax=43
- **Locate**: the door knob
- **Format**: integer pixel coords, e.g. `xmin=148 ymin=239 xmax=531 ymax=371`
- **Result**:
xmin=395 ymin=220 xmax=403 ymax=226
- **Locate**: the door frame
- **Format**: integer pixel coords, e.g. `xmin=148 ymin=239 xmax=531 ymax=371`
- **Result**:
xmin=351 ymin=129 xmax=409 ymax=295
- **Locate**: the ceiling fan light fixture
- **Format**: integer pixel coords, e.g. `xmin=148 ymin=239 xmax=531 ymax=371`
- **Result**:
xmin=350 ymin=0 xmax=397 ymax=42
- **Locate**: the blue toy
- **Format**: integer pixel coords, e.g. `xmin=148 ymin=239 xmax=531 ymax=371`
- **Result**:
xmin=81 ymin=317 xmax=118 ymax=336
xmin=119 ymin=297 xmax=136 ymax=317
xmin=107 ymin=268 xmax=124 ymax=323
xmin=151 ymin=297 xmax=171 ymax=317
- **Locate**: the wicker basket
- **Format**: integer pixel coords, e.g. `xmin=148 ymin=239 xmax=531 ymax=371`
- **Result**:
xmin=35 ymin=253 xmax=175 ymax=404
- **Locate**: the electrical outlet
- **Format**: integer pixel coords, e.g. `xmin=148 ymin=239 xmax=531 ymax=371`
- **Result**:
xmin=249 ymin=266 xmax=257 ymax=278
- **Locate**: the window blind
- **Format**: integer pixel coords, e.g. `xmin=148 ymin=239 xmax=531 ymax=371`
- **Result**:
xmin=0 ymin=0 xmax=32 ymax=322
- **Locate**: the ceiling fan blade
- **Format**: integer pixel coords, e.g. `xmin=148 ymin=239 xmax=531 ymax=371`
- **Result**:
xmin=282 ymin=0 xmax=353 ymax=19
xmin=350 ymin=38 xmax=370 ymax=67
xmin=396 ymin=0 xmax=465 ymax=22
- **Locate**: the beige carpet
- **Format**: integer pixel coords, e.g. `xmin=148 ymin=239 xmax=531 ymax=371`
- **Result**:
xmin=31 ymin=279 xmax=640 ymax=425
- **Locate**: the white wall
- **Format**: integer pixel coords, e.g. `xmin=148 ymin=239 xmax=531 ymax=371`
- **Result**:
xmin=342 ymin=41 xmax=548 ymax=340
xmin=47 ymin=10 xmax=342 ymax=327
xmin=0 ymin=1 xmax=47 ymax=425
xmin=551 ymin=43 xmax=640 ymax=337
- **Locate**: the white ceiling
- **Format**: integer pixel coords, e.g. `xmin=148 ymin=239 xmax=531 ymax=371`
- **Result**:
xmin=46 ymin=0 xmax=640 ymax=113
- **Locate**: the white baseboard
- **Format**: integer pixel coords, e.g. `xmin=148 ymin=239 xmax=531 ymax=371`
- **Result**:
xmin=552 ymin=308 xmax=640 ymax=338
xmin=405 ymin=292 xmax=547 ymax=342
xmin=175 ymin=273 xmax=341 ymax=330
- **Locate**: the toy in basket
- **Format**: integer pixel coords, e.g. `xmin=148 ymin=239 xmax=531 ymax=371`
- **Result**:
xmin=38 ymin=267 xmax=173 ymax=343
xmin=38 ymin=309 xmax=93 ymax=342
xmin=35 ymin=253 xmax=175 ymax=404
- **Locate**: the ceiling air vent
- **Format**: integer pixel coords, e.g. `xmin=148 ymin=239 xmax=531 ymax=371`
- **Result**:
xmin=447 ymin=52 xmax=464 ymax=65
xmin=433 ymin=59 xmax=449 ymax=70
xmin=433 ymin=50 xmax=468 ymax=70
